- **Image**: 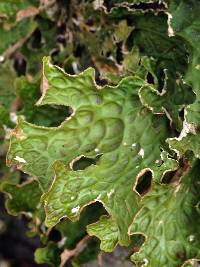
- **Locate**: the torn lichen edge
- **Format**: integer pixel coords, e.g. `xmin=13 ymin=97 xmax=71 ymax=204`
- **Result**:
xmin=93 ymin=0 xmax=168 ymax=16
xmin=2 ymin=178 xmax=41 ymax=217
xmin=7 ymin=57 xmax=179 ymax=250
xmin=128 ymin=180 xmax=200 ymax=267
xmin=167 ymin=108 xmax=197 ymax=159
xmin=42 ymin=161 xmax=125 ymax=249
xmin=42 ymin=149 xmax=178 ymax=246
xmin=138 ymin=83 xmax=175 ymax=126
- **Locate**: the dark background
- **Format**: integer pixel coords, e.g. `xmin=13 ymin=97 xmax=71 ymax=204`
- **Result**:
xmin=0 ymin=193 xmax=48 ymax=267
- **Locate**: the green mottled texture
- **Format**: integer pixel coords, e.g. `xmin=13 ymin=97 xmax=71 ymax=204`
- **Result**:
xmin=35 ymin=242 xmax=61 ymax=267
xmin=2 ymin=180 xmax=41 ymax=216
xmin=3 ymin=1 xmax=200 ymax=265
xmin=130 ymin=161 xmax=200 ymax=267
xmin=87 ymin=215 xmax=118 ymax=252
xmin=7 ymin=57 xmax=173 ymax=249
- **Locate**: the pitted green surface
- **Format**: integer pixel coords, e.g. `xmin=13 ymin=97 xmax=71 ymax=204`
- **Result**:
xmin=7 ymin=58 xmax=175 ymax=248
xmin=130 ymin=161 xmax=200 ymax=267
xmin=2 ymin=1 xmax=200 ymax=266
xmin=87 ymin=215 xmax=118 ymax=252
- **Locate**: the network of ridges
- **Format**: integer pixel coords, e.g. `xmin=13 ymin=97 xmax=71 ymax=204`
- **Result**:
xmin=6 ymin=57 xmax=177 ymax=250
